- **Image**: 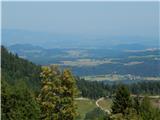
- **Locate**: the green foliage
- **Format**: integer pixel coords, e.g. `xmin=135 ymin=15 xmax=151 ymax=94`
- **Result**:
xmin=129 ymin=81 xmax=160 ymax=95
xmin=110 ymin=87 xmax=160 ymax=120
xmin=110 ymin=111 xmax=142 ymax=120
xmin=110 ymin=87 xmax=141 ymax=120
xmin=132 ymin=95 xmax=141 ymax=115
xmin=1 ymin=46 xmax=41 ymax=120
xmin=76 ymin=78 xmax=109 ymax=99
xmin=111 ymin=85 xmax=131 ymax=115
xmin=84 ymin=108 xmax=109 ymax=120
xmin=76 ymin=78 xmax=160 ymax=100
xmin=38 ymin=66 xmax=78 ymax=120
xmin=1 ymin=80 xmax=40 ymax=120
xmin=60 ymin=69 xmax=78 ymax=120
xmin=1 ymin=46 xmax=41 ymax=90
xmin=140 ymin=97 xmax=160 ymax=120
xmin=75 ymin=99 xmax=97 ymax=120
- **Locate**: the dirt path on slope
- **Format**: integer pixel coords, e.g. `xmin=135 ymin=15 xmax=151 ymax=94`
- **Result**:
xmin=96 ymin=97 xmax=111 ymax=114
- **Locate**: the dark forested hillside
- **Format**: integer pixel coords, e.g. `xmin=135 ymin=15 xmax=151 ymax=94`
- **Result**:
xmin=1 ymin=46 xmax=42 ymax=120
xmin=1 ymin=46 xmax=41 ymax=89
xmin=1 ymin=46 xmax=78 ymax=120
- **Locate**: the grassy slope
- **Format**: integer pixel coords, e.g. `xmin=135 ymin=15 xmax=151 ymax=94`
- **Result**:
xmin=75 ymin=98 xmax=113 ymax=120
xmin=150 ymin=98 xmax=160 ymax=109
xmin=75 ymin=99 xmax=97 ymax=120
xmin=97 ymin=98 xmax=112 ymax=111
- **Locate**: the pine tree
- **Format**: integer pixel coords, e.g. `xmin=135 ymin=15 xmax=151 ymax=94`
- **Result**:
xmin=133 ymin=95 xmax=141 ymax=115
xmin=140 ymin=96 xmax=157 ymax=120
xmin=1 ymin=79 xmax=40 ymax=120
xmin=60 ymin=69 xmax=78 ymax=120
xmin=37 ymin=66 xmax=61 ymax=120
xmin=111 ymin=85 xmax=131 ymax=115
xmin=37 ymin=66 xmax=78 ymax=120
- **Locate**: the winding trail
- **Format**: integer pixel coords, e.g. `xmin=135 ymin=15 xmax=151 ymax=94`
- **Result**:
xmin=96 ymin=97 xmax=111 ymax=114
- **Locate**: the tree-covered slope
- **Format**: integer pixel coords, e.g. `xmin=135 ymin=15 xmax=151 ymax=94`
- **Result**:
xmin=1 ymin=46 xmax=41 ymax=89
xmin=1 ymin=46 xmax=78 ymax=120
xmin=1 ymin=46 xmax=42 ymax=119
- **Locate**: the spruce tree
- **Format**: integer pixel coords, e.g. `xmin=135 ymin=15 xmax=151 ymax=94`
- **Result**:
xmin=1 ymin=80 xmax=40 ymax=120
xmin=133 ymin=95 xmax=141 ymax=115
xmin=139 ymin=96 xmax=159 ymax=120
xmin=37 ymin=66 xmax=61 ymax=120
xmin=60 ymin=69 xmax=78 ymax=120
xmin=111 ymin=85 xmax=131 ymax=115
xmin=38 ymin=66 xmax=78 ymax=120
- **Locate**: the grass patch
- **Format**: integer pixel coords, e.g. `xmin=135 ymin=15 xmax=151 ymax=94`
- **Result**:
xmin=150 ymin=98 xmax=160 ymax=109
xmin=75 ymin=99 xmax=97 ymax=120
xmin=98 ymin=98 xmax=112 ymax=111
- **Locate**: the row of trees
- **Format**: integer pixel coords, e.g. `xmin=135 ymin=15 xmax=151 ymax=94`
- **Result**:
xmin=83 ymin=85 xmax=160 ymax=120
xmin=76 ymin=78 xmax=107 ymax=99
xmin=76 ymin=77 xmax=160 ymax=99
xmin=110 ymin=85 xmax=160 ymax=120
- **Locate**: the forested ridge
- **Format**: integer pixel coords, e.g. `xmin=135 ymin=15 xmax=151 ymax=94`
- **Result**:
xmin=1 ymin=46 xmax=41 ymax=90
xmin=2 ymin=46 xmax=78 ymax=120
xmin=1 ymin=46 xmax=41 ymax=119
xmin=1 ymin=46 xmax=160 ymax=120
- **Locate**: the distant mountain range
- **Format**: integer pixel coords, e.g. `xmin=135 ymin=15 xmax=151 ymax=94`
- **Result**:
xmin=2 ymin=29 xmax=159 ymax=49
xmin=2 ymin=29 xmax=160 ymax=77
xmin=6 ymin=43 xmax=160 ymax=77
xmin=8 ymin=43 xmax=159 ymax=63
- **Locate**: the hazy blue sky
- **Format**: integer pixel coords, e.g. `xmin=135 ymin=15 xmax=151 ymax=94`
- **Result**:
xmin=2 ymin=1 xmax=159 ymax=38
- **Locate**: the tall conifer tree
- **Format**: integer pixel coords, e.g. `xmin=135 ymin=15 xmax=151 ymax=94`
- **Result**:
xmin=38 ymin=66 xmax=78 ymax=120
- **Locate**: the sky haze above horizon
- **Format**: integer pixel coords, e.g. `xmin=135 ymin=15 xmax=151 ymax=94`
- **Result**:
xmin=2 ymin=1 xmax=159 ymax=40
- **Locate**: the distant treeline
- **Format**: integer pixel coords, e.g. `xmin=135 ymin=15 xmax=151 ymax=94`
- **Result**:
xmin=76 ymin=77 xmax=160 ymax=99
xmin=84 ymin=85 xmax=160 ymax=120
